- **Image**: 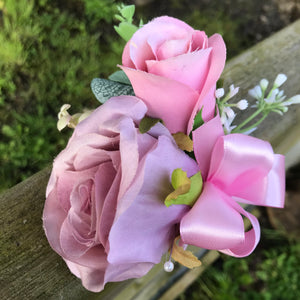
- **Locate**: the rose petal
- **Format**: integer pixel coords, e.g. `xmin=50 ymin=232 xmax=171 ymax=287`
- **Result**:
xmin=121 ymin=66 xmax=199 ymax=133
xmin=98 ymin=171 xmax=121 ymax=248
xmin=124 ymin=16 xmax=193 ymax=70
xmin=191 ymin=30 xmax=208 ymax=50
xmin=43 ymin=188 xmax=68 ymax=256
xmin=72 ymin=96 xmax=147 ymax=137
xmin=156 ymin=37 xmax=191 ymax=61
xmin=65 ymin=258 xmax=106 ymax=292
xmin=188 ymin=34 xmax=226 ymax=132
xmin=104 ymin=261 xmax=153 ymax=283
xmin=118 ymin=117 xmax=139 ymax=200
xmin=146 ymin=48 xmax=212 ymax=91
xmin=60 ymin=215 xmax=94 ymax=258
xmin=108 ymin=135 xmax=199 ymax=265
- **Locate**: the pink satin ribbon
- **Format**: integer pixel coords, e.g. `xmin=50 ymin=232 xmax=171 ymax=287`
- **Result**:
xmin=180 ymin=116 xmax=285 ymax=257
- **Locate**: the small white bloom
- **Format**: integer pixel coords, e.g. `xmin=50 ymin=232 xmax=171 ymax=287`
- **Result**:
xmin=281 ymin=95 xmax=300 ymax=106
xmin=243 ymin=127 xmax=257 ymax=135
xmin=274 ymin=74 xmax=287 ymax=88
xmin=277 ymin=90 xmax=285 ymax=99
xmin=222 ymin=112 xmax=236 ymax=134
xmin=215 ymin=88 xmax=225 ymax=98
xmin=236 ymin=99 xmax=248 ymax=110
xmin=228 ymin=84 xmax=239 ymax=98
xmin=58 ymin=104 xmax=71 ymax=119
xmin=220 ymin=112 xmax=227 ymax=124
xmin=57 ymin=104 xmax=93 ymax=131
xmin=57 ymin=115 xmax=71 ymax=131
xmin=248 ymin=85 xmax=262 ymax=99
xmin=260 ymin=78 xmax=269 ymax=91
xmin=254 ymin=85 xmax=262 ymax=98
xmin=224 ymin=107 xmax=235 ymax=119
xmin=57 ymin=104 xmax=72 ymax=131
xmin=265 ymin=88 xmax=279 ymax=103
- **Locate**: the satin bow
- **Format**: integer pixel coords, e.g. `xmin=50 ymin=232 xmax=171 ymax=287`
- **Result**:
xmin=180 ymin=116 xmax=285 ymax=257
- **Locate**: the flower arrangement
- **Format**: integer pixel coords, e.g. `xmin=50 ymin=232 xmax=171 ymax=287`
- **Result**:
xmin=42 ymin=5 xmax=300 ymax=293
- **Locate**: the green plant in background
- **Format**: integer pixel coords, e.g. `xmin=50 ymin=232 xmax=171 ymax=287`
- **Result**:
xmin=0 ymin=0 xmax=40 ymax=105
xmin=0 ymin=0 xmax=125 ymax=191
xmin=178 ymin=230 xmax=300 ymax=300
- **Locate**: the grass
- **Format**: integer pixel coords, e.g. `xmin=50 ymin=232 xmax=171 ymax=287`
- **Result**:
xmin=0 ymin=0 xmax=125 ymax=190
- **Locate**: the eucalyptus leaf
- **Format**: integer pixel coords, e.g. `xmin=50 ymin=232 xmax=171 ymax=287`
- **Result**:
xmin=91 ymin=78 xmax=134 ymax=104
xmin=109 ymin=70 xmax=131 ymax=85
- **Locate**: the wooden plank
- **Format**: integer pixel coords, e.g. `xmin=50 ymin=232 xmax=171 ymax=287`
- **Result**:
xmin=1 ymin=19 xmax=300 ymax=300
xmin=221 ymin=19 xmax=300 ymax=146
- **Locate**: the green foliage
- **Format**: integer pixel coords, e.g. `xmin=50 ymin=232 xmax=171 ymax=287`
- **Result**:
xmin=0 ymin=108 xmax=68 ymax=186
xmin=165 ymin=169 xmax=203 ymax=207
xmin=0 ymin=0 xmax=124 ymax=190
xmin=178 ymin=231 xmax=300 ymax=300
xmin=185 ymin=10 xmax=240 ymax=58
xmin=114 ymin=4 xmax=139 ymax=42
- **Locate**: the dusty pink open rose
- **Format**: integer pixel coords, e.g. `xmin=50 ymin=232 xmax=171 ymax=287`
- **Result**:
xmin=43 ymin=96 xmax=198 ymax=292
xmin=121 ymin=16 xmax=226 ymax=134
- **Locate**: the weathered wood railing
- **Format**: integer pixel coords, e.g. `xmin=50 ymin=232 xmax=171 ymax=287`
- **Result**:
xmin=1 ymin=19 xmax=300 ymax=300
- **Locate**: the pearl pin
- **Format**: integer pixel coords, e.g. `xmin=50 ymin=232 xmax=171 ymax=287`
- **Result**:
xmin=164 ymin=261 xmax=174 ymax=272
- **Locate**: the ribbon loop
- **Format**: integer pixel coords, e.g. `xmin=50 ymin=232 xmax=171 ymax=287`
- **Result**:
xmin=182 ymin=116 xmax=285 ymax=257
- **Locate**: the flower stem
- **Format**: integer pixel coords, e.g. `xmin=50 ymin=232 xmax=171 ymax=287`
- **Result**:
xmin=234 ymin=113 xmax=268 ymax=134
xmin=231 ymin=108 xmax=264 ymax=133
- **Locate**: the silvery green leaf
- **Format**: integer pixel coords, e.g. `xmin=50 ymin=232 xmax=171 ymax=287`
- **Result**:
xmin=109 ymin=70 xmax=131 ymax=85
xmin=91 ymin=78 xmax=134 ymax=104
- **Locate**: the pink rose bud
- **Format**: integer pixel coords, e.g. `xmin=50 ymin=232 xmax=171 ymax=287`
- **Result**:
xmin=121 ymin=16 xmax=226 ymax=134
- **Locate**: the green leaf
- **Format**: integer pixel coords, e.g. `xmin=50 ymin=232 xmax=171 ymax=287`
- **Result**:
xmin=91 ymin=78 xmax=134 ymax=104
xmin=217 ymin=78 xmax=224 ymax=89
xmin=139 ymin=116 xmax=162 ymax=134
xmin=165 ymin=169 xmax=203 ymax=207
xmin=109 ymin=70 xmax=131 ymax=85
xmin=119 ymin=5 xmax=135 ymax=22
xmin=114 ymin=22 xmax=138 ymax=42
xmin=171 ymin=168 xmax=191 ymax=190
xmin=193 ymin=107 xmax=204 ymax=131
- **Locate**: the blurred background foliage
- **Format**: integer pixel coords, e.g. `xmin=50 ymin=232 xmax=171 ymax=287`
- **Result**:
xmin=0 ymin=0 xmax=123 ymax=189
xmin=0 ymin=0 xmax=299 ymax=299
xmin=0 ymin=0 xmax=297 ymax=190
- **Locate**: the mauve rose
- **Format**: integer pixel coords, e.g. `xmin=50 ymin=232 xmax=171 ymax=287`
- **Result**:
xmin=43 ymin=96 xmax=198 ymax=292
xmin=121 ymin=16 xmax=226 ymax=134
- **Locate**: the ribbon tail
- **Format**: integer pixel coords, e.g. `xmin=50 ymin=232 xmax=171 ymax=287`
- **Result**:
xmin=220 ymin=201 xmax=260 ymax=257
xmin=264 ymin=154 xmax=285 ymax=208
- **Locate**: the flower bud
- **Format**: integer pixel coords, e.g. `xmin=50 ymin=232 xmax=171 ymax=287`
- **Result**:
xmin=237 ymin=99 xmax=248 ymax=110
xmin=274 ymin=74 xmax=287 ymax=88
